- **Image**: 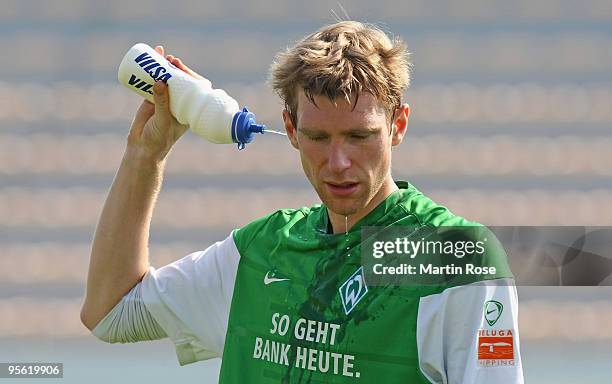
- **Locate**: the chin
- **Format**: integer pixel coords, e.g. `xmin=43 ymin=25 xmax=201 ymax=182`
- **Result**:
xmin=314 ymin=182 xmax=369 ymax=216
xmin=321 ymin=197 xmax=364 ymax=217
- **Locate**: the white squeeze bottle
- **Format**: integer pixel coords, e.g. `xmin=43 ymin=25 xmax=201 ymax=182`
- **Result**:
xmin=117 ymin=43 xmax=267 ymax=149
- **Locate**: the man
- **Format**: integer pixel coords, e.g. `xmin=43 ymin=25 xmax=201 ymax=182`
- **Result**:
xmin=81 ymin=21 xmax=524 ymax=383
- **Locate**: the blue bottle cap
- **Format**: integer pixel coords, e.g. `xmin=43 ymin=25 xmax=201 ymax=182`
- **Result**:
xmin=231 ymin=107 xmax=266 ymax=150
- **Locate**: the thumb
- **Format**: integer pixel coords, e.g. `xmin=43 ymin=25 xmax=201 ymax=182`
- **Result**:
xmin=152 ymin=81 xmax=172 ymax=125
xmin=153 ymin=81 xmax=169 ymax=112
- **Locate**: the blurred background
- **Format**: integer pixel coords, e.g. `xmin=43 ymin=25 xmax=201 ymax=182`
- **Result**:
xmin=1 ymin=0 xmax=611 ymax=382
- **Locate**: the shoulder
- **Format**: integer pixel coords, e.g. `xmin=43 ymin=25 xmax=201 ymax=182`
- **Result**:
xmin=232 ymin=205 xmax=322 ymax=252
xmin=398 ymin=183 xmax=474 ymax=227
xmin=398 ymin=182 xmax=513 ymax=282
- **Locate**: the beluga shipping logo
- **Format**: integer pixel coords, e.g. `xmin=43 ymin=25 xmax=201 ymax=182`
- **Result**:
xmin=339 ymin=267 xmax=368 ymax=315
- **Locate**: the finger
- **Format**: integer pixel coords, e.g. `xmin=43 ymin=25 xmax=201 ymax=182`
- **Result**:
xmin=152 ymin=81 xmax=171 ymax=125
xmin=172 ymin=57 xmax=189 ymax=72
xmin=164 ymin=53 xmax=205 ymax=80
xmin=172 ymin=57 xmax=204 ymax=80
xmin=167 ymin=55 xmax=188 ymax=74
xmin=128 ymin=100 xmax=155 ymax=140
xmin=154 ymin=45 xmax=165 ymax=56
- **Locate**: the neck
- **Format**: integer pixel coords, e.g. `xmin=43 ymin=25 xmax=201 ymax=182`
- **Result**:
xmin=328 ymin=176 xmax=398 ymax=234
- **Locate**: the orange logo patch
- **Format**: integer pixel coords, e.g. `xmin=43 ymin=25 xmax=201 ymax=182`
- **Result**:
xmin=477 ymin=329 xmax=515 ymax=366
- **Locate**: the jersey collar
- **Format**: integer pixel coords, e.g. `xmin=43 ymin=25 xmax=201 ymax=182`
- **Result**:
xmin=315 ymin=180 xmax=414 ymax=235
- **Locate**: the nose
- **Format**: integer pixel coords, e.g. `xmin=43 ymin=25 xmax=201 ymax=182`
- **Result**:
xmin=328 ymin=141 xmax=351 ymax=174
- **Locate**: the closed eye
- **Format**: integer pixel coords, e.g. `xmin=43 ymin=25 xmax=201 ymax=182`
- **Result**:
xmin=348 ymin=129 xmax=379 ymax=141
xmin=299 ymin=130 xmax=329 ymax=142
xmin=307 ymin=135 xmax=327 ymax=142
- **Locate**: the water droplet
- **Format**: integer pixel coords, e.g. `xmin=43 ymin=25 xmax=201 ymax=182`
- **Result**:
xmin=344 ymin=215 xmax=349 ymax=235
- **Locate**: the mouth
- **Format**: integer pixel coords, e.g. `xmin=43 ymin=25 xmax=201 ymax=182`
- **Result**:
xmin=324 ymin=181 xmax=359 ymax=197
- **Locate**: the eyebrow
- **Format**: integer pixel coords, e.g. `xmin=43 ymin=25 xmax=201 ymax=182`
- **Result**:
xmin=346 ymin=127 xmax=382 ymax=134
xmin=296 ymin=127 xmax=320 ymax=135
xmin=298 ymin=126 xmax=382 ymax=135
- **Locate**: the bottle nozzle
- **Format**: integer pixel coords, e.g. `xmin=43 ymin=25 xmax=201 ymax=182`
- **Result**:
xmin=249 ymin=123 xmax=266 ymax=134
xmin=231 ymin=107 xmax=266 ymax=150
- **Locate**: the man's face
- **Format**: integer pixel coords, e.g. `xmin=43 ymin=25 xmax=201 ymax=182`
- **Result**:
xmin=284 ymin=91 xmax=409 ymax=219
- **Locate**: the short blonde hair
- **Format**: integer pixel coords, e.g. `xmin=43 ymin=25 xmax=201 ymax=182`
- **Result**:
xmin=269 ymin=21 xmax=411 ymax=124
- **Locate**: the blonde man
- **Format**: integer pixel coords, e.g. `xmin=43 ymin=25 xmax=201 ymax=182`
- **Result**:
xmin=82 ymin=21 xmax=523 ymax=383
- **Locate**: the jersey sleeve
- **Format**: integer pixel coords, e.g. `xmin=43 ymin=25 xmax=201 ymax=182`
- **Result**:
xmin=92 ymin=282 xmax=168 ymax=343
xmin=140 ymin=233 xmax=240 ymax=365
xmin=416 ymin=278 xmax=524 ymax=384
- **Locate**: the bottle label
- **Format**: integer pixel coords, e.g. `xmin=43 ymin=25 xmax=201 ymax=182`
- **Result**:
xmin=133 ymin=51 xmax=173 ymax=83
xmin=118 ymin=44 xmax=179 ymax=101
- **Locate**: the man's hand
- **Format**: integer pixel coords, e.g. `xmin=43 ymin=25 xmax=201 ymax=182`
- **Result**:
xmin=126 ymin=45 xmax=203 ymax=162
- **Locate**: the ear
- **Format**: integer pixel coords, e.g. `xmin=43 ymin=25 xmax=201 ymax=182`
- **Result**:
xmin=391 ymin=104 xmax=410 ymax=146
xmin=282 ymin=109 xmax=300 ymax=150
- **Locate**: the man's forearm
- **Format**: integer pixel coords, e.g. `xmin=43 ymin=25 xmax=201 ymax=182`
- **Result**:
xmin=81 ymin=148 xmax=165 ymax=330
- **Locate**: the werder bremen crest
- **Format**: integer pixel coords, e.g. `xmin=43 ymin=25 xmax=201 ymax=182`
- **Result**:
xmin=339 ymin=267 xmax=368 ymax=315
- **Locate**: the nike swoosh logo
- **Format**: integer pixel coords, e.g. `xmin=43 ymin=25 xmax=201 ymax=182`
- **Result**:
xmin=487 ymin=309 xmax=498 ymax=315
xmin=264 ymin=271 xmax=290 ymax=285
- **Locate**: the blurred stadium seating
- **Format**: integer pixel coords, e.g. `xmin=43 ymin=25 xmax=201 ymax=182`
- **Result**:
xmin=1 ymin=0 xmax=611 ymax=382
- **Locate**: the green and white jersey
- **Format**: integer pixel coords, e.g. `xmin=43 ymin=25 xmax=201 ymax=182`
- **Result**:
xmin=114 ymin=182 xmax=523 ymax=383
